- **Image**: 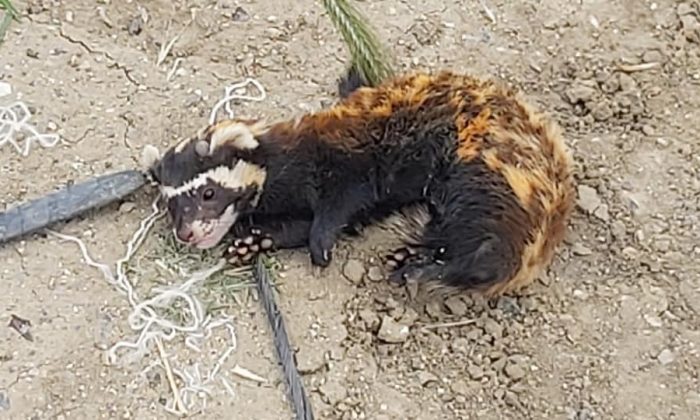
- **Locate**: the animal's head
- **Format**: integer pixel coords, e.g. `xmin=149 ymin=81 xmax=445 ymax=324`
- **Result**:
xmin=141 ymin=119 xmax=269 ymax=250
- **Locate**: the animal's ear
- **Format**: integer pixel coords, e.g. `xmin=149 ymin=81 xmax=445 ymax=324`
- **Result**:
xmin=209 ymin=122 xmax=260 ymax=153
xmin=140 ymin=144 xmax=161 ymax=170
xmin=194 ymin=139 xmax=210 ymax=158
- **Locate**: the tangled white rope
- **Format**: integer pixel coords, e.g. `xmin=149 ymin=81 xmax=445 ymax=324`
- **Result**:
xmin=0 ymin=101 xmax=60 ymax=156
xmin=209 ymin=78 xmax=266 ymax=124
xmin=47 ymin=198 xmax=237 ymax=415
xmin=46 ymin=77 xmax=268 ymax=415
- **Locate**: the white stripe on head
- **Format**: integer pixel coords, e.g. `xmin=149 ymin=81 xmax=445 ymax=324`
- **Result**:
xmin=209 ymin=123 xmax=260 ymax=153
xmin=160 ymin=160 xmax=267 ymax=198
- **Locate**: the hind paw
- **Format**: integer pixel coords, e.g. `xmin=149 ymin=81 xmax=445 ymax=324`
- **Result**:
xmin=385 ymin=247 xmax=422 ymax=285
xmin=385 ymin=247 xmax=444 ymax=285
xmin=224 ymin=228 xmax=275 ymax=265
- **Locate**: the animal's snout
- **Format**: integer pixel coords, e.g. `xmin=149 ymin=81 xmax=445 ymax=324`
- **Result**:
xmin=175 ymin=226 xmax=195 ymax=243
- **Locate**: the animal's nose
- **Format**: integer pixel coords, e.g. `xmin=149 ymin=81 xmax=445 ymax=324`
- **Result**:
xmin=176 ymin=227 xmax=194 ymax=243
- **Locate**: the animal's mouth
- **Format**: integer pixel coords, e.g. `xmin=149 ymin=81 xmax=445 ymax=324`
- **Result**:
xmin=177 ymin=207 xmax=239 ymax=250
xmin=192 ymin=229 xmax=228 ymax=250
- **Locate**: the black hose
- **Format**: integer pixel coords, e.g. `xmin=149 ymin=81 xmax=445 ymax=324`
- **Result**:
xmin=254 ymin=257 xmax=315 ymax=420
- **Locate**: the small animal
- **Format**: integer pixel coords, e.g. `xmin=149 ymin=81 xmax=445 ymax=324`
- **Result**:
xmin=141 ymin=66 xmax=575 ymax=297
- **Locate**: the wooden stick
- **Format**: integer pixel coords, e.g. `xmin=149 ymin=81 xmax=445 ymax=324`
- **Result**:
xmin=155 ymin=337 xmax=187 ymax=415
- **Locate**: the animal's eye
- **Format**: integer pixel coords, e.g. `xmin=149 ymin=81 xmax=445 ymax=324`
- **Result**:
xmin=202 ymin=188 xmax=215 ymax=201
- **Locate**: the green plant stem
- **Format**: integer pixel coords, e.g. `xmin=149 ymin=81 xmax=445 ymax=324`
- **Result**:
xmin=322 ymin=0 xmax=394 ymax=85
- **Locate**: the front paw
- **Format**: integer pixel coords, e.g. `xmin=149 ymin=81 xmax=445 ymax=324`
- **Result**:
xmin=224 ymin=228 xmax=274 ymax=265
xmin=309 ymin=232 xmax=335 ymax=268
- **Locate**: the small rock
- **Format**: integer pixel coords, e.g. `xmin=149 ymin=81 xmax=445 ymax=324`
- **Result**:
xmin=231 ymin=7 xmax=250 ymax=22
xmin=26 ymin=49 xmax=39 ymax=59
xmin=319 ymin=379 xmax=347 ymax=405
xmin=572 ymin=243 xmax=593 ymax=256
xmin=445 ymin=297 xmax=467 ymax=316
xmin=0 ymin=82 xmax=11 ymax=98
xmin=119 ymin=201 xmax=136 ymax=213
xmin=642 ymin=49 xmax=664 ymax=64
xmin=617 ymin=73 xmax=637 ymax=92
xmin=657 ymin=349 xmax=674 ymax=365
xmin=425 ymin=301 xmax=444 ymax=318
xmin=400 ymin=307 xmax=419 ymax=325
xmin=577 ymin=185 xmax=602 ymax=214
xmin=416 ymin=371 xmax=439 ymax=386
xmin=358 ymin=309 xmax=380 ymax=331
xmin=492 ymin=357 xmax=507 ymax=372
xmin=610 ymin=220 xmax=627 ymax=240
xmin=342 ymin=259 xmax=365 ymax=284
xmin=377 ymin=316 xmax=409 ymax=343
xmin=367 ymin=266 xmax=384 ymax=282
xmin=590 ymin=101 xmax=614 ymax=121
xmin=677 ymin=3 xmax=695 ymax=16
xmin=565 ymin=84 xmax=596 ymax=104
xmin=593 ymin=203 xmax=610 ymax=222
xmin=451 ymin=380 xmax=469 ymax=395
xmin=127 ymin=16 xmax=143 ymax=35
xmin=643 ymin=314 xmax=663 ymax=328
xmin=296 ymin=347 xmax=326 ymax=374
xmin=573 ymin=289 xmax=588 ymax=300
xmin=0 ymin=390 xmax=9 ymax=410
xmin=451 ymin=337 xmax=470 ymax=354
xmin=467 ymin=365 xmax=484 ymax=380
xmin=504 ymin=363 xmax=526 ymax=380
xmin=482 ymin=318 xmax=503 ymax=338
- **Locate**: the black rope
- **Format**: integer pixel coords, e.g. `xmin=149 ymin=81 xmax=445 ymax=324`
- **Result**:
xmin=253 ymin=257 xmax=315 ymax=420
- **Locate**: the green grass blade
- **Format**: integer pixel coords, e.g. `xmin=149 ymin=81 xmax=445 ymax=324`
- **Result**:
xmin=0 ymin=0 xmax=19 ymax=19
xmin=322 ymin=0 xmax=395 ymax=86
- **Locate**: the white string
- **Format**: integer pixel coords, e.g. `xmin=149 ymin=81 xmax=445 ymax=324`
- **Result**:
xmin=47 ymin=200 xmax=239 ymax=414
xmin=0 ymin=101 xmax=60 ymax=156
xmin=44 ymin=76 xmax=268 ymax=415
xmin=208 ymin=78 xmax=267 ymax=124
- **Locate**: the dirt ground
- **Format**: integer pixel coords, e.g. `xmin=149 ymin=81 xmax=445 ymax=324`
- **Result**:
xmin=1 ymin=0 xmax=699 ymax=419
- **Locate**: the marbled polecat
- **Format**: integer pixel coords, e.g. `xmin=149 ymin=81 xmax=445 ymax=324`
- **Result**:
xmin=141 ymin=67 xmax=575 ymax=296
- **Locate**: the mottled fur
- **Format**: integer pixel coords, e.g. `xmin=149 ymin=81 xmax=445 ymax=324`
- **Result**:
xmin=143 ymin=68 xmax=575 ymax=297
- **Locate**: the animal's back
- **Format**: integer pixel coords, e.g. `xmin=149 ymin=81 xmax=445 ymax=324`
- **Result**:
xmin=330 ymin=70 xmax=575 ymax=296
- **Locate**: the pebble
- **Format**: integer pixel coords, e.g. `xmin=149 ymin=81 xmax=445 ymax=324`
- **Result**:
xmin=342 ymin=259 xmax=365 ymax=284
xmin=565 ymin=84 xmax=596 ymax=104
xmin=358 ymin=309 xmax=380 ymax=331
xmin=444 ymin=297 xmax=467 ymax=316
xmin=0 ymin=81 xmax=11 ymax=98
xmin=367 ymin=266 xmax=384 ymax=282
xmin=296 ymin=347 xmax=326 ymax=374
xmin=657 ymin=349 xmax=675 ymax=365
xmin=577 ymin=185 xmax=602 ymax=214
xmin=590 ymin=101 xmax=614 ymax=121
xmin=451 ymin=379 xmax=469 ymax=395
xmin=0 ymin=390 xmax=8 ymax=410
xmin=416 ymin=371 xmax=439 ymax=386
xmin=593 ymin=203 xmax=610 ymax=222
xmin=572 ymin=243 xmax=593 ymax=256
xmin=377 ymin=316 xmax=410 ymax=343
xmin=231 ymin=6 xmax=250 ymax=22
xmin=482 ymin=318 xmax=503 ymax=338
xmin=505 ymin=363 xmax=526 ymax=380
xmin=319 ymin=379 xmax=347 ymax=405
xmin=425 ymin=301 xmax=444 ymax=318
xmin=119 ymin=201 xmax=136 ymax=213
xmin=467 ymin=365 xmax=484 ymax=380
xmin=610 ymin=220 xmax=627 ymax=240
xmin=127 ymin=16 xmax=143 ymax=35
xmin=451 ymin=337 xmax=470 ymax=354
xmin=618 ymin=73 xmax=637 ymax=92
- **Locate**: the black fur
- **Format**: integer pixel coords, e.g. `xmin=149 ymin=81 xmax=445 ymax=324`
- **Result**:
xmin=155 ymin=69 xmax=572 ymax=293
